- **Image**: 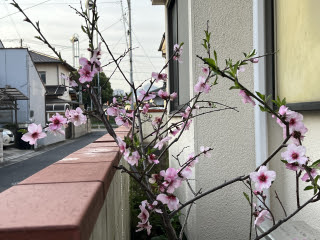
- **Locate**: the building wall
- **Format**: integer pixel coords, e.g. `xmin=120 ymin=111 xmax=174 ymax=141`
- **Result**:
xmin=27 ymin=54 xmax=46 ymax=126
xmin=166 ymin=1 xmax=256 ymax=239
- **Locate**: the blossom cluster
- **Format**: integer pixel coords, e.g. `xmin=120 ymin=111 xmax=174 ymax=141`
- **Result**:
xmin=22 ymin=107 xmax=87 ymax=145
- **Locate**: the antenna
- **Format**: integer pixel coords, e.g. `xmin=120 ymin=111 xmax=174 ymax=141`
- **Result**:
xmin=71 ymin=34 xmax=82 ymax=104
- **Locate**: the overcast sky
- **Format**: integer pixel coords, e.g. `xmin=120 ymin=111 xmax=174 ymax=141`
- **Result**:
xmin=0 ymin=0 xmax=165 ymax=93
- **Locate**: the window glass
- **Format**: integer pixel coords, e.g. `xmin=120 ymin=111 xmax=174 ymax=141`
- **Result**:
xmin=276 ymin=0 xmax=320 ymax=103
xmin=39 ymin=71 xmax=46 ymax=84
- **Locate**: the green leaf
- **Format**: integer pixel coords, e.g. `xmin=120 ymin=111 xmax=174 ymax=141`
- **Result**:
xmin=243 ymin=192 xmax=251 ymax=205
xmin=256 ymin=91 xmax=265 ymax=101
xmin=311 ymin=159 xmax=320 ymax=168
xmin=214 ymin=50 xmax=218 ymax=63
xmin=259 ymin=105 xmax=267 ymax=112
xmin=304 ymin=186 xmax=314 ymax=191
xmin=281 ymin=159 xmax=288 ymax=164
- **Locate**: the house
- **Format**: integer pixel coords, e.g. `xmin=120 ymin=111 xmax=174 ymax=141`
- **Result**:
xmin=29 ymin=51 xmax=78 ymax=121
xmin=0 ymin=48 xmax=46 ymax=129
xmin=152 ymin=0 xmax=320 ymax=239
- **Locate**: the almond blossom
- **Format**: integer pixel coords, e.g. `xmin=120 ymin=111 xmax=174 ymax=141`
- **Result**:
xmin=136 ymin=221 xmax=152 ymax=235
xmin=21 ymin=123 xmax=47 ymax=145
xmin=281 ymin=144 xmax=308 ymax=165
xmin=202 ymin=66 xmax=209 ymax=76
xmin=154 ymin=136 xmax=172 ymax=150
xmin=148 ymin=154 xmax=159 ymax=164
xmin=254 ymin=210 xmax=271 ymax=226
xmin=117 ymin=137 xmax=126 ymax=153
xmin=194 ymin=76 xmax=211 ymax=94
xmin=250 ymin=58 xmax=259 ymax=63
xmin=200 ymin=146 xmax=211 ymax=158
xmin=65 ymin=107 xmax=87 ymax=126
xmin=250 ymin=166 xmax=276 ymax=191
xmin=186 ymin=152 xmax=199 ymax=167
xmin=123 ymin=150 xmax=140 ymax=166
xmin=173 ymin=44 xmax=183 ymax=62
xmin=138 ymin=200 xmax=150 ymax=224
xmin=48 ymin=113 xmax=67 ymax=131
xmin=137 ymin=89 xmax=156 ymax=102
xmin=78 ymin=63 xmax=97 ymax=83
xmin=142 ymin=103 xmax=150 ymax=114
xmin=152 ymin=72 xmax=167 ymax=82
xmin=239 ymin=90 xmax=255 ymax=106
xmin=157 ymin=194 xmax=179 ymax=211
xmin=301 ymin=169 xmax=318 ymax=182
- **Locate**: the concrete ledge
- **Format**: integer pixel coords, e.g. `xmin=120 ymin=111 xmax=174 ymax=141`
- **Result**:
xmin=0 ymin=126 xmax=130 ymax=240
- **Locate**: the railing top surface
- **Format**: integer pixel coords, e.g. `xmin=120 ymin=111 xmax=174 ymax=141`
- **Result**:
xmin=0 ymin=126 xmax=129 ymax=240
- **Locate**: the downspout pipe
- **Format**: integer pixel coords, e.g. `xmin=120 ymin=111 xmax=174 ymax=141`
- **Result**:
xmin=253 ymin=0 xmax=269 ymax=205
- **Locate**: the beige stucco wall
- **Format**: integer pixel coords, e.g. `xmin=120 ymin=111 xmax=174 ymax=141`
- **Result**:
xmin=89 ymin=159 xmax=130 ymax=240
xmin=269 ymin=112 xmax=320 ymax=232
xmin=167 ymin=0 xmax=256 ymax=239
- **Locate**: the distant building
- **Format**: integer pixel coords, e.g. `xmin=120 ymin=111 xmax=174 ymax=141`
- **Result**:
xmin=113 ymin=89 xmax=125 ymax=96
xmin=0 ymin=48 xmax=46 ymax=127
xmin=29 ymin=51 xmax=78 ymax=120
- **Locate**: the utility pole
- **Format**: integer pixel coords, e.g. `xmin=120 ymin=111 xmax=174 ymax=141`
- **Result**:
xmin=127 ymin=0 xmax=134 ymax=109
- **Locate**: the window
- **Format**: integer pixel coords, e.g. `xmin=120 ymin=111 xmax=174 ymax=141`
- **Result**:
xmin=274 ymin=0 xmax=320 ymax=110
xmin=168 ymin=0 xmax=189 ymax=111
xmin=61 ymin=73 xmax=66 ymax=86
xmin=39 ymin=71 xmax=46 ymax=84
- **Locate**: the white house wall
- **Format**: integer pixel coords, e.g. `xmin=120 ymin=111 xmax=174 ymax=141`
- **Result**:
xmin=27 ymin=54 xmax=46 ymax=126
xmin=167 ymin=1 xmax=256 ymax=239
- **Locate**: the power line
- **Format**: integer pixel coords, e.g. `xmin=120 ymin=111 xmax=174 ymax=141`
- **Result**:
xmin=0 ymin=0 xmax=51 ymax=20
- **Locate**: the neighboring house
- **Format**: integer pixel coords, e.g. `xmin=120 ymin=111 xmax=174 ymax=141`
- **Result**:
xmin=29 ymin=51 xmax=77 ymax=121
xmin=153 ymin=0 xmax=320 ymax=239
xmin=0 ymin=48 xmax=46 ymax=128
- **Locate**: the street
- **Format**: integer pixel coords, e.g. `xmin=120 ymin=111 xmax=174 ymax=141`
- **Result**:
xmin=0 ymin=130 xmax=107 ymax=193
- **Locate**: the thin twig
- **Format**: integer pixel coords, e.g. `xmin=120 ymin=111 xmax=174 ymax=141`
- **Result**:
xmin=275 ymin=190 xmax=287 ymax=217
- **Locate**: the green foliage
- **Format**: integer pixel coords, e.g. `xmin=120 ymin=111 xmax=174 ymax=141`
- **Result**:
xmin=72 ymin=71 xmax=113 ymax=109
xmin=243 ymin=192 xmax=251 ymax=206
xmin=272 ymin=96 xmax=287 ymax=109
xmin=310 ymin=159 xmax=320 ymax=169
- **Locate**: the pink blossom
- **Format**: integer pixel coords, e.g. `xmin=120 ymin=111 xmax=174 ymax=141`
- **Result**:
xmin=136 ymin=221 xmax=152 ymax=235
xmin=200 ymin=146 xmax=211 ymax=158
xmin=160 ymin=168 xmax=178 ymax=183
xmin=173 ymin=44 xmax=183 ymax=62
xmin=285 ymin=122 xmax=308 ymax=145
xmin=152 ymin=72 xmax=167 ymax=82
xmin=250 ymin=166 xmax=276 ymax=191
xmin=281 ymin=144 xmax=308 ymax=165
xmin=117 ymin=137 xmax=126 ymax=153
xmin=137 ymin=89 xmax=156 ymax=101
xmin=78 ymin=64 xmax=97 ymax=83
xmin=254 ymin=210 xmax=271 ymax=226
xmin=158 ymin=89 xmax=170 ymax=100
xmin=160 ymin=179 xmax=182 ymax=194
xmin=48 ymin=113 xmax=67 ymax=131
xmin=157 ymin=194 xmax=179 ymax=211
xmin=124 ymin=150 xmax=140 ymax=166
xmin=91 ymin=42 xmax=102 ymax=64
xmin=106 ymin=107 xmax=119 ymax=116
xmin=239 ymin=90 xmax=255 ymax=106
xmin=170 ymin=92 xmax=178 ymax=101
xmin=149 ymin=174 xmax=161 ymax=184
xmin=79 ymin=57 xmax=90 ymax=66
xmin=152 ymin=117 xmax=162 ymax=126
xmin=181 ymin=106 xmax=192 ymax=119
xmin=194 ymin=76 xmax=211 ymax=94
xmin=237 ymin=66 xmax=245 ymax=76
xmin=138 ymin=200 xmax=149 ymax=224
xmin=113 ymin=97 xmax=117 ymax=104
xmin=183 ymin=119 xmax=192 ymax=130
xmin=142 ymin=103 xmax=150 ymax=114
xmin=169 ymin=126 xmax=180 ymax=136
xmin=65 ymin=107 xmax=87 ymax=126
xmin=301 ymin=169 xmax=318 ymax=182
xmin=202 ymin=66 xmax=209 ymax=76
xmin=61 ymin=74 xmax=78 ymax=87
xmin=250 ymin=58 xmax=259 ymax=63
xmin=154 ymin=136 xmax=172 ymax=150
xmin=21 ymin=123 xmax=47 ymax=145
xmin=148 ymin=154 xmax=159 ymax=164
xmin=147 ymin=201 xmax=162 ymax=213
xmin=286 ymin=163 xmax=300 ymax=171
xmin=186 ymin=152 xmax=199 ymax=167
xmin=179 ymin=166 xmax=192 ymax=179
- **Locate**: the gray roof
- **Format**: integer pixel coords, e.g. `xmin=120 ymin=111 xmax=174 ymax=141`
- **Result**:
xmin=29 ymin=51 xmax=61 ymax=63
xmin=29 ymin=50 xmax=76 ymax=71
